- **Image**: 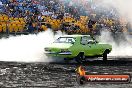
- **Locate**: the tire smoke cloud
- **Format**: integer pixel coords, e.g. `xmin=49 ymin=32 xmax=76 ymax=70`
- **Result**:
xmin=0 ymin=30 xmax=64 ymax=62
xmin=98 ymin=30 xmax=132 ymax=56
xmin=1 ymin=0 xmax=132 ymax=63
xmin=97 ymin=0 xmax=132 ymax=56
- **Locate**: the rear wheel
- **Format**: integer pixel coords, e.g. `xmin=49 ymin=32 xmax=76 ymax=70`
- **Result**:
xmin=64 ymin=58 xmax=72 ymax=63
xmin=75 ymin=52 xmax=85 ymax=63
xmin=77 ymin=76 xmax=86 ymax=85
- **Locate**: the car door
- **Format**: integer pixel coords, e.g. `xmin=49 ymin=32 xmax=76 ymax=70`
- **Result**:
xmin=87 ymin=40 xmax=103 ymax=56
xmin=80 ymin=36 xmax=92 ymax=56
xmin=80 ymin=36 xmax=103 ymax=56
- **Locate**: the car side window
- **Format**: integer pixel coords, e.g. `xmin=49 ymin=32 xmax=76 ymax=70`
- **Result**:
xmin=88 ymin=40 xmax=96 ymax=44
xmin=81 ymin=36 xmax=89 ymax=45
xmin=81 ymin=36 xmax=95 ymax=45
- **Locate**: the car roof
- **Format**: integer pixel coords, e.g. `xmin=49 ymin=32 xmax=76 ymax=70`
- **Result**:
xmin=61 ymin=35 xmax=91 ymax=38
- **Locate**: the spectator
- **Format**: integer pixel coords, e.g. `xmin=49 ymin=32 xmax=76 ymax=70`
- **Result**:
xmin=0 ymin=0 xmax=129 ymax=35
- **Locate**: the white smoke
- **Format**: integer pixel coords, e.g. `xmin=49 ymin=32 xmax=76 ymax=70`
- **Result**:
xmin=98 ymin=30 xmax=132 ymax=56
xmin=103 ymin=0 xmax=132 ymax=22
xmin=1 ymin=0 xmax=132 ymax=62
xmin=96 ymin=0 xmax=132 ymax=57
xmin=0 ymin=30 xmax=64 ymax=62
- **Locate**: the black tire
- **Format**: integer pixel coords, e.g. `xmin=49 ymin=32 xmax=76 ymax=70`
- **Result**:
xmin=103 ymin=50 xmax=109 ymax=62
xmin=75 ymin=53 xmax=85 ymax=63
xmin=77 ymin=76 xmax=86 ymax=85
xmin=64 ymin=58 xmax=71 ymax=63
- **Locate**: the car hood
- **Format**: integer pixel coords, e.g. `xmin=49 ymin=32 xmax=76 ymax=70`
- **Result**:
xmin=46 ymin=43 xmax=73 ymax=49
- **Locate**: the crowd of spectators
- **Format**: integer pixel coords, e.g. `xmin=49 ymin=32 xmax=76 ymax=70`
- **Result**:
xmin=0 ymin=0 xmax=131 ymax=35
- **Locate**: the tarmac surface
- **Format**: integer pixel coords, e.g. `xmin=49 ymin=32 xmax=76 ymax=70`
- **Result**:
xmin=0 ymin=57 xmax=132 ymax=88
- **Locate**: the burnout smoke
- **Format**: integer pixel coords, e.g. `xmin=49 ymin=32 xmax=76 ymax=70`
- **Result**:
xmin=62 ymin=0 xmax=132 ymax=56
xmin=0 ymin=30 xmax=64 ymax=62
xmin=98 ymin=30 xmax=132 ymax=56
xmin=89 ymin=0 xmax=132 ymax=57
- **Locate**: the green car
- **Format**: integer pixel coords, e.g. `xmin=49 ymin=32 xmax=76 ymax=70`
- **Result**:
xmin=44 ymin=35 xmax=112 ymax=63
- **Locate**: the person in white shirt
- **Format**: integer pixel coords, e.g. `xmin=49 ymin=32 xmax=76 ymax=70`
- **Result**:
xmin=0 ymin=1 xmax=3 ymax=6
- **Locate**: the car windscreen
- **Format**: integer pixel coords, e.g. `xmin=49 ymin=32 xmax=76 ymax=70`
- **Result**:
xmin=54 ymin=37 xmax=76 ymax=44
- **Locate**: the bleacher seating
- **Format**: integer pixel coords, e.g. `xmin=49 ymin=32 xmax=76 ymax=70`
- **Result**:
xmin=0 ymin=0 xmax=129 ymax=34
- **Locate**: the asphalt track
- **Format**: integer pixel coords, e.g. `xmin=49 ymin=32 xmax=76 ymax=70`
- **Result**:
xmin=0 ymin=56 xmax=132 ymax=88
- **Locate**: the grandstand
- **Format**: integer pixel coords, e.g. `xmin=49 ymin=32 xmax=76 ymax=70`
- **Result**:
xmin=0 ymin=0 xmax=130 ymax=36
